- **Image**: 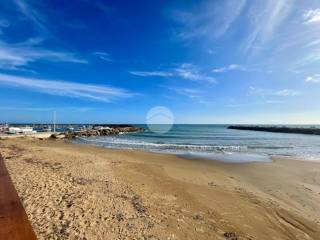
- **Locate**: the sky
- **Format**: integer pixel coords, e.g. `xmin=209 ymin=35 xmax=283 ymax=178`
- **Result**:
xmin=1 ymin=0 xmax=320 ymax=124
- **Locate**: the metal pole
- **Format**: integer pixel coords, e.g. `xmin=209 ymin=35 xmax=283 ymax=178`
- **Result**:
xmin=53 ymin=111 xmax=56 ymax=134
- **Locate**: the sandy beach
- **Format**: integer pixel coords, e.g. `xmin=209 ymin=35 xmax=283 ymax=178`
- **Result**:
xmin=1 ymin=138 xmax=320 ymax=240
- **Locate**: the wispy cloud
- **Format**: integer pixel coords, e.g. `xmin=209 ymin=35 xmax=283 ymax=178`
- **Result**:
xmin=0 ymin=39 xmax=87 ymax=70
xmin=303 ymin=39 xmax=320 ymax=49
xmin=215 ymin=0 xmax=247 ymax=37
xmin=93 ymin=52 xmax=112 ymax=62
xmin=0 ymin=106 xmax=93 ymax=112
xmin=0 ymin=73 xmax=136 ymax=102
xmin=212 ymin=64 xmax=248 ymax=73
xmin=242 ymin=0 xmax=294 ymax=56
xmin=169 ymin=87 xmax=202 ymax=99
xmin=296 ymin=48 xmax=320 ymax=67
xmin=275 ymin=89 xmax=301 ymax=97
xmin=175 ymin=64 xmax=216 ymax=83
xmin=249 ymin=86 xmax=300 ymax=97
xmin=130 ymin=71 xmax=173 ymax=77
xmin=273 ymin=25 xmax=320 ymax=69
xmin=305 ymin=74 xmax=320 ymax=83
xmin=169 ymin=87 xmax=214 ymax=105
xmin=303 ymin=9 xmax=320 ymax=24
xmin=130 ymin=64 xmax=216 ymax=83
xmin=212 ymin=64 xmax=272 ymax=73
xmin=227 ymin=100 xmax=284 ymax=108
xmin=0 ymin=106 xmax=54 ymax=111
xmin=169 ymin=0 xmax=246 ymax=39
xmin=0 ymin=1 xmax=87 ymax=71
xmin=13 ymin=0 xmax=49 ymax=34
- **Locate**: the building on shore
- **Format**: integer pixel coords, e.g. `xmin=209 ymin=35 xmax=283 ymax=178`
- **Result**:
xmin=0 ymin=124 xmax=9 ymax=133
xmin=8 ymin=127 xmax=37 ymax=135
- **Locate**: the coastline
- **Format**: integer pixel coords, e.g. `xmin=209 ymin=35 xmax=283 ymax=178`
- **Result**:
xmin=1 ymin=138 xmax=320 ymax=239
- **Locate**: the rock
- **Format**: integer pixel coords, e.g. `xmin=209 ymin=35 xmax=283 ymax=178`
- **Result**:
xmin=50 ymin=125 xmax=144 ymax=140
xmin=223 ymin=232 xmax=238 ymax=240
xmin=131 ymin=195 xmax=147 ymax=215
xmin=228 ymin=125 xmax=320 ymax=135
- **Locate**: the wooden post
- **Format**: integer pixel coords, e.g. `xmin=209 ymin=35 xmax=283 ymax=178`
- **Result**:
xmin=0 ymin=154 xmax=37 ymax=240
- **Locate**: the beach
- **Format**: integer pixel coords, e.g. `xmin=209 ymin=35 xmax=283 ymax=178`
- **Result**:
xmin=1 ymin=138 xmax=320 ymax=240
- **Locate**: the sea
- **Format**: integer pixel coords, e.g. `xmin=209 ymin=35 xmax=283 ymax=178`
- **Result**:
xmin=73 ymin=124 xmax=320 ymax=163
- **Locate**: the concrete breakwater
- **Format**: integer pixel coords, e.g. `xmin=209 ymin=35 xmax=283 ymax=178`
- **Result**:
xmin=51 ymin=125 xmax=144 ymax=139
xmin=228 ymin=125 xmax=320 ymax=135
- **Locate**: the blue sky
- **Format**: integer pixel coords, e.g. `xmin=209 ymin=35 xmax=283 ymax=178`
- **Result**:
xmin=1 ymin=0 xmax=320 ymax=124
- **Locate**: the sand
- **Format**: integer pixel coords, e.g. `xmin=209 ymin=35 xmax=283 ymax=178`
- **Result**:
xmin=1 ymin=138 xmax=320 ymax=240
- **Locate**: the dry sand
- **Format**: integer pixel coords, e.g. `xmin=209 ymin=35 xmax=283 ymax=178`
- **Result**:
xmin=1 ymin=138 xmax=320 ymax=240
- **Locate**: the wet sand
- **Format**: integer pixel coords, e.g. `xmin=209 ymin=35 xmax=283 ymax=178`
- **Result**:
xmin=1 ymin=138 xmax=320 ymax=240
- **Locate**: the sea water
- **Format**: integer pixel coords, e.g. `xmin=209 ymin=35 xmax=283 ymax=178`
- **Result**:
xmin=73 ymin=124 xmax=320 ymax=163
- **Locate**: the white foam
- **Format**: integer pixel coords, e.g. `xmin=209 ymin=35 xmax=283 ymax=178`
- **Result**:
xmin=75 ymin=137 xmax=247 ymax=152
xmin=74 ymin=137 xmax=272 ymax=163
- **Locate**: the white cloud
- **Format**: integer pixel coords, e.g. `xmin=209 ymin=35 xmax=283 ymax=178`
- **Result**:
xmin=275 ymin=89 xmax=300 ymax=97
xmin=167 ymin=0 xmax=320 ymax=74
xmin=249 ymin=87 xmax=300 ymax=97
xmin=227 ymin=99 xmax=284 ymax=107
xmin=212 ymin=64 xmax=271 ymax=73
xmin=13 ymin=0 xmax=49 ymax=34
xmin=0 ymin=39 xmax=87 ymax=70
xmin=212 ymin=64 xmax=248 ymax=73
xmin=303 ymin=9 xmax=320 ymax=24
xmin=242 ymin=0 xmax=293 ymax=55
xmin=130 ymin=71 xmax=173 ymax=77
xmin=305 ymin=74 xmax=320 ymax=83
xmin=169 ymin=87 xmax=202 ymax=99
xmin=0 ymin=73 xmax=136 ymax=102
xmin=296 ymin=49 xmax=320 ymax=66
xmin=0 ymin=1 xmax=86 ymax=70
xmin=303 ymin=39 xmax=320 ymax=49
xmin=175 ymin=64 xmax=216 ymax=83
xmin=93 ymin=52 xmax=112 ymax=62
xmin=169 ymin=87 xmax=214 ymax=105
xmin=213 ymin=0 xmax=247 ymax=37
xmin=131 ymin=64 xmax=216 ymax=83
xmin=169 ymin=0 xmax=246 ymax=39
xmin=0 ymin=106 xmax=92 ymax=112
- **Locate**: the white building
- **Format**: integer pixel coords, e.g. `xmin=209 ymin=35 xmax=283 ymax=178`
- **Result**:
xmin=9 ymin=127 xmax=36 ymax=135
xmin=0 ymin=124 xmax=9 ymax=132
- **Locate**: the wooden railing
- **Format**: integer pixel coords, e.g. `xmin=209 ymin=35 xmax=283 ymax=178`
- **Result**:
xmin=0 ymin=153 xmax=37 ymax=240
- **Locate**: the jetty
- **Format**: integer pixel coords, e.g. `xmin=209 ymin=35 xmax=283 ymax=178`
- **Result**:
xmin=51 ymin=125 xmax=144 ymax=139
xmin=228 ymin=125 xmax=320 ymax=135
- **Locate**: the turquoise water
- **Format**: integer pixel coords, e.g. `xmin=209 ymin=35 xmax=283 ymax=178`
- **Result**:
xmin=73 ymin=124 xmax=320 ymax=163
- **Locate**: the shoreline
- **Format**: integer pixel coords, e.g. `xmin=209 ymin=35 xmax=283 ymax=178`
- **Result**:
xmin=72 ymin=137 xmax=320 ymax=164
xmin=3 ymin=124 xmax=320 ymax=163
xmin=1 ymin=138 xmax=320 ymax=239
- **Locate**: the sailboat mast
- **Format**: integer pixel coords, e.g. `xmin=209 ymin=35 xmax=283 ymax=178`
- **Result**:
xmin=53 ymin=111 xmax=56 ymax=134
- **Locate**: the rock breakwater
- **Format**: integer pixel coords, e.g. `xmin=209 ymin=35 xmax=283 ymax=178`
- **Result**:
xmin=51 ymin=125 xmax=144 ymax=139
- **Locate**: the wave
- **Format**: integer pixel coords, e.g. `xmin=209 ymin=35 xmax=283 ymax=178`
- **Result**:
xmin=75 ymin=137 xmax=248 ymax=152
xmin=72 ymin=124 xmax=320 ymax=162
